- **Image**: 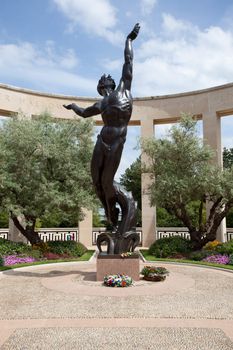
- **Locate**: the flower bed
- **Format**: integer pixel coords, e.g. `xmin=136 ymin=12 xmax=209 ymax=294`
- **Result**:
xmin=0 ymin=238 xmax=89 ymax=267
xmin=103 ymin=274 xmax=133 ymax=287
xmin=202 ymin=254 xmax=230 ymax=264
xmin=3 ymin=255 xmax=36 ymax=266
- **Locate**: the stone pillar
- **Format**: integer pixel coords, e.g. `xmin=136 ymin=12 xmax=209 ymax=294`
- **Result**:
xmin=202 ymin=111 xmax=226 ymax=242
xmin=8 ymin=218 xmax=28 ymax=243
xmin=78 ymin=209 xmax=93 ymax=248
xmin=141 ymin=117 xmax=156 ymax=247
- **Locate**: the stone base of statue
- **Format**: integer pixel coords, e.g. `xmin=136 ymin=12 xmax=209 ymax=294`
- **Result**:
xmin=96 ymin=231 xmax=140 ymax=255
xmin=96 ymin=253 xmax=140 ymax=281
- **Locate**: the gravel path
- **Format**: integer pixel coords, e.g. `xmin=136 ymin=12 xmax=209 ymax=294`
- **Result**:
xmin=0 ymin=261 xmax=233 ymax=349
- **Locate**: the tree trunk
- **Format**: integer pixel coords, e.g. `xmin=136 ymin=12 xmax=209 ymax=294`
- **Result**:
xmin=24 ymin=226 xmax=41 ymax=245
xmin=11 ymin=215 xmax=41 ymax=245
xmin=188 ymin=230 xmax=206 ymax=250
xmin=190 ymin=213 xmax=224 ymax=250
xmin=191 ymin=234 xmax=216 ymax=250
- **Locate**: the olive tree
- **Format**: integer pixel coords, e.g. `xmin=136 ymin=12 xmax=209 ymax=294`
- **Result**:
xmin=142 ymin=115 xmax=233 ymax=249
xmin=120 ymin=156 xmax=183 ymax=227
xmin=0 ymin=114 xmax=96 ymax=244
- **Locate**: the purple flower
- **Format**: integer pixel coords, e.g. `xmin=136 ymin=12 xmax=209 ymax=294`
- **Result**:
xmin=3 ymin=255 xmax=36 ymax=266
xmin=202 ymin=254 xmax=230 ymax=265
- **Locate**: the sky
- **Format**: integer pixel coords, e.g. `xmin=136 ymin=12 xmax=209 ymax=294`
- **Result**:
xmin=0 ymin=0 xmax=233 ymax=178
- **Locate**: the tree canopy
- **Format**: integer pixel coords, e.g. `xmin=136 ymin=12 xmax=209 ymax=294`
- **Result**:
xmin=223 ymin=147 xmax=233 ymax=169
xmin=142 ymin=115 xmax=233 ymax=249
xmin=0 ymin=114 xmax=96 ymax=244
xmin=120 ymin=156 xmax=185 ymax=227
xmin=120 ymin=156 xmax=141 ymax=210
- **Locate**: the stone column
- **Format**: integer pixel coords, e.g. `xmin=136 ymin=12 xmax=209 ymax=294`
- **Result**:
xmin=78 ymin=209 xmax=93 ymax=248
xmin=8 ymin=218 xmax=28 ymax=243
xmin=141 ymin=117 xmax=156 ymax=247
xmin=202 ymin=111 xmax=226 ymax=242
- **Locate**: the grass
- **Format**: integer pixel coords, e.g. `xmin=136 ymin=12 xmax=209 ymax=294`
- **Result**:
xmin=0 ymin=250 xmax=95 ymax=271
xmin=140 ymin=249 xmax=233 ymax=271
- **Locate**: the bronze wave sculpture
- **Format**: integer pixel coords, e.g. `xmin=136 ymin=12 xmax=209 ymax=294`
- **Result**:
xmin=64 ymin=23 xmax=140 ymax=254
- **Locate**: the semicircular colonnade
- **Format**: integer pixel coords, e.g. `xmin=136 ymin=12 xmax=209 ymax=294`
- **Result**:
xmin=1 ymin=82 xmax=233 ymax=247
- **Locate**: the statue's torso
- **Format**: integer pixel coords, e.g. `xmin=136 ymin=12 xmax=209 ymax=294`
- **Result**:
xmin=101 ymin=89 xmax=132 ymax=126
xmin=99 ymin=88 xmax=132 ymax=145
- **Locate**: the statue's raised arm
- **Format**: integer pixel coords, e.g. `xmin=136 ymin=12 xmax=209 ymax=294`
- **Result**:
xmin=121 ymin=23 xmax=140 ymax=91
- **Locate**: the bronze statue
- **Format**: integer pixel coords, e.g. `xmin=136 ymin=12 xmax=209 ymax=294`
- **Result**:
xmin=64 ymin=24 xmax=140 ymax=254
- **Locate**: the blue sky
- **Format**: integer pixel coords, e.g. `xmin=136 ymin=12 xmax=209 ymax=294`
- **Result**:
xmin=0 ymin=0 xmax=233 ymax=178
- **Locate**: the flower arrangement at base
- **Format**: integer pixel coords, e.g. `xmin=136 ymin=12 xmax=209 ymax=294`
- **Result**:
xmin=103 ymin=274 xmax=133 ymax=287
xmin=141 ymin=266 xmax=169 ymax=282
xmin=120 ymin=252 xmax=133 ymax=258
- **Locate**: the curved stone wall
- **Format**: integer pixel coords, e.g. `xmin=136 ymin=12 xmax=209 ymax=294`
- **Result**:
xmin=1 ymin=82 xmax=232 ymax=246
xmin=1 ymin=82 xmax=233 ymax=121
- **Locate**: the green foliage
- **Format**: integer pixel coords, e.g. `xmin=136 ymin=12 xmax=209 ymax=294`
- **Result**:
xmin=39 ymin=210 xmax=78 ymax=228
xmin=142 ymin=115 xmax=214 ymax=210
xmin=0 ymin=256 xmax=4 ymax=266
xmin=142 ymin=114 xmax=233 ymax=247
xmin=0 ymin=114 xmax=96 ymax=242
xmin=223 ymin=148 xmax=233 ymax=227
xmin=188 ymin=250 xmax=217 ymax=261
xmin=229 ymin=254 xmax=233 ymax=265
xmin=141 ymin=265 xmax=169 ymax=277
xmin=119 ymin=153 xmax=205 ymax=228
xmin=0 ymin=237 xmax=87 ymax=261
xmin=120 ymin=156 xmax=141 ymax=209
xmin=148 ymin=236 xmax=193 ymax=258
xmin=46 ymin=240 xmax=87 ymax=257
xmin=215 ymin=240 xmax=233 ymax=255
xmin=223 ymin=147 xmax=233 ymax=169
xmin=0 ymin=238 xmax=32 ymax=256
xmin=156 ymin=207 xmax=183 ymax=227
xmin=29 ymin=249 xmax=43 ymax=259
xmin=0 ymin=211 xmax=9 ymax=228
xmin=120 ymin=156 xmax=142 ymax=226
xmin=226 ymin=208 xmax=233 ymax=227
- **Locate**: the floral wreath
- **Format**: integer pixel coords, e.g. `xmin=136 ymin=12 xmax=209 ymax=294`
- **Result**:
xmin=103 ymin=274 xmax=133 ymax=287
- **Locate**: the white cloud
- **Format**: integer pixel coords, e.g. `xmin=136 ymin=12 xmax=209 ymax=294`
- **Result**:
xmin=0 ymin=42 xmax=96 ymax=95
xmin=133 ymin=14 xmax=233 ymax=97
xmin=101 ymin=58 xmax=122 ymax=72
xmin=162 ymin=13 xmax=192 ymax=34
xmin=140 ymin=0 xmax=157 ymax=16
xmin=53 ymin=0 xmax=124 ymax=45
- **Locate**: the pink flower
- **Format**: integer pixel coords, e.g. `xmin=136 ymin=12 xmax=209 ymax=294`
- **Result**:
xmin=202 ymin=254 xmax=230 ymax=265
xmin=4 ymin=255 xmax=36 ymax=266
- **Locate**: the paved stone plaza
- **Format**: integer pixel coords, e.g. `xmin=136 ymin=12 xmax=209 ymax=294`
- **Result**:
xmin=0 ymin=256 xmax=233 ymax=349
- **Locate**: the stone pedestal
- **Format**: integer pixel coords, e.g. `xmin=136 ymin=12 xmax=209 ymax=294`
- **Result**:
xmin=96 ymin=253 xmax=140 ymax=281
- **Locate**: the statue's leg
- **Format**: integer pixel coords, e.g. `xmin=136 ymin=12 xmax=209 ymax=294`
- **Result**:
xmin=91 ymin=138 xmax=108 ymax=215
xmin=101 ymin=139 xmax=124 ymax=226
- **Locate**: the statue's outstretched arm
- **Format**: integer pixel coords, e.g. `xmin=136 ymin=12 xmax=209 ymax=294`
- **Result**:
xmin=63 ymin=102 xmax=101 ymax=118
xmin=121 ymin=23 xmax=140 ymax=91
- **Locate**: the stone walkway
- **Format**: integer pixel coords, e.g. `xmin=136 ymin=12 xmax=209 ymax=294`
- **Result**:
xmin=0 ymin=256 xmax=233 ymax=349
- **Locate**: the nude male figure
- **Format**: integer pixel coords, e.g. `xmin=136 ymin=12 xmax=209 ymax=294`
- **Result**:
xmin=64 ymin=23 xmax=140 ymax=228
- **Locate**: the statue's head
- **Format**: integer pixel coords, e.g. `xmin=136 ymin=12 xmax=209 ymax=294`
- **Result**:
xmin=97 ymin=74 xmax=116 ymax=96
